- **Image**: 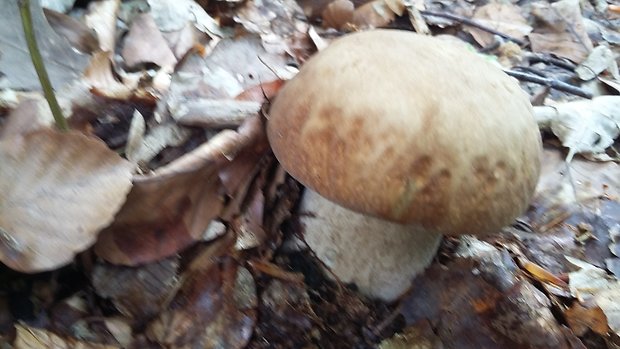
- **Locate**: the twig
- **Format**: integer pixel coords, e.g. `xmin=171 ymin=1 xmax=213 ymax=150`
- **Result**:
xmin=525 ymin=53 xmax=576 ymax=71
xmin=18 ymin=0 xmax=67 ymax=131
xmin=419 ymin=10 xmax=526 ymax=46
xmin=503 ymin=69 xmax=593 ymax=99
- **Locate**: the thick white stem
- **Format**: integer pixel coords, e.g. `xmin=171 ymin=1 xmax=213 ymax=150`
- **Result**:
xmin=299 ymin=189 xmax=442 ymax=302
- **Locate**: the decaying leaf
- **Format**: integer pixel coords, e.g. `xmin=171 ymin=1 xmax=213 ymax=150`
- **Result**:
xmin=0 ymin=129 xmax=133 ymax=272
xmin=534 ymin=96 xmax=620 ymax=160
xmin=43 ymin=8 xmax=100 ymax=54
xmin=0 ymin=0 xmax=89 ymax=90
xmin=121 ymin=13 xmax=177 ymax=71
xmin=378 ymin=321 xmax=441 ymax=349
xmin=83 ymin=52 xmax=137 ymax=100
xmin=148 ymin=0 xmax=226 ymax=38
xmin=14 ymin=323 xmax=120 ymax=349
xmin=84 ymin=0 xmax=120 ymax=52
xmin=0 ymin=97 xmax=54 ymax=138
xmin=125 ymin=122 xmax=190 ymax=166
xmin=567 ymin=256 xmax=620 ymax=335
xmin=146 ymin=239 xmax=256 ymax=349
xmin=322 ymin=0 xmax=354 ymax=30
xmin=92 ymin=256 xmax=180 ymax=320
xmin=534 ymin=147 xmax=620 ymax=205
xmin=466 ymin=3 xmax=532 ymax=47
xmin=94 ymin=115 xmax=268 ymax=266
xmin=402 ymin=237 xmax=579 ymax=348
xmin=529 ymin=0 xmax=593 ymax=63
xmin=565 ymin=301 xmax=608 ymax=336
xmin=351 ymin=0 xmax=398 ymax=29
xmin=575 ymin=45 xmax=620 ymax=81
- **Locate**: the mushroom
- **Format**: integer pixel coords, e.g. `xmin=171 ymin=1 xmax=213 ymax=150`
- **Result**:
xmin=267 ymin=30 xmax=542 ymax=301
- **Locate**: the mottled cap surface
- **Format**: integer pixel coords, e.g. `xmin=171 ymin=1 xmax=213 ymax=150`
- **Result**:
xmin=267 ymin=30 xmax=542 ymax=234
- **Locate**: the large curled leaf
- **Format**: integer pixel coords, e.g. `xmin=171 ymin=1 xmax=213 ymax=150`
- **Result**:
xmin=0 ymin=129 xmax=133 ymax=272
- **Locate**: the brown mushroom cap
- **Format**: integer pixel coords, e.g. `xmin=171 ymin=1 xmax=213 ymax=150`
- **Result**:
xmin=268 ymin=29 xmax=542 ymax=234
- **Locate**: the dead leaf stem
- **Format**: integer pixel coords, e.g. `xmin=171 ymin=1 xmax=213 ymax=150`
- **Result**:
xmin=18 ymin=0 xmax=68 ymax=131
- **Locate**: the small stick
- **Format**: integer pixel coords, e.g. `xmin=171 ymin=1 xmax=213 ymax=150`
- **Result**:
xmin=503 ymin=69 xmax=593 ymax=99
xmin=419 ymin=10 xmax=527 ymax=46
xmin=525 ymin=53 xmax=577 ymax=71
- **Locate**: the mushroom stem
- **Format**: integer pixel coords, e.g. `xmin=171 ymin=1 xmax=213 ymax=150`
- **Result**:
xmin=300 ymin=189 xmax=442 ymax=302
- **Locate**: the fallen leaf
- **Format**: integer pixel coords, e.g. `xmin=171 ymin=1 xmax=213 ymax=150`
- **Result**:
xmin=234 ymin=0 xmax=310 ymax=56
xmin=575 ymin=45 xmax=619 ymax=81
xmin=148 ymin=0 xmax=226 ymax=38
xmin=466 ymin=3 xmax=532 ymax=47
xmin=565 ymin=301 xmax=608 ymax=336
xmin=125 ymin=122 xmax=190 ymax=166
xmin=0 ymin=128 xmax=133 ymax=272
xmin=534 ymin=96 xmax=620 ymax=160
xmin=402 ymin=237 xmax=579 ymax=348
xmin=322 ymin=0 xmax=354 ymax=30
xmin=252 ymin=278 xmax=315 ymax=346
xmin=0 ymin=97 xmax=54 ymax=138
xmin=121 ymin=13 xmax=177 ymax=70
xmin=84 ymin=0 xmax=120 ymax=52
xmin=352 ymin=0 xmax=398 ymax=29
xmin=378 ymin=321 xmax=440 ymax=349
xmin=83 ymin=52 xmax=136 ymax=100
xmin=13 ymin=323 xmax=120 ymax=349
xmin=534 ymin=147 xmax=620 ymax=205
xmin=43 ymin=8 xmax=100 ymax=54
xmin=529 ymin=0 xmax=593 ymax=63
xmin=520 ymin=257 xmax=568 ymax=288
xmin=0 ymin=0 xmax=89 ymax=90
xmin=92 ymin=256 xmax=180 ymax=320
xmin=567 ymin=256 xmax=620 ymax=335
xmin=94 ymin=115 xmax=268 ymax=266
xmin=147 ymin=252 xmax=256 ymax=348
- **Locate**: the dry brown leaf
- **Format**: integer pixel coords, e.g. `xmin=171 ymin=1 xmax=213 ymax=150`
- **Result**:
xmin=402 ymin=238 xmax=580 ymax=348
xmin=44 ymin=8 xmax=100 ymax=54
xmin=92 ymin=256 xmax=180 ymax=320
xmin=466 ymin=3 xmax=532 ymax=47
xmin=0 ymin=129 xmax=133 ymax=272
xmin=534 ymin=147 xmax=620 ymax=206
xmin=379 ymin=321 xmax=441 ymax=349
xmin=567 ymin=257 xmax=620 ymax=335
xmin=234 ymin=80 xmax=285 ymax=103
xmin=520 ymin=257 xmax=568 ymax=288
xmin=529 ymin=0 xmax=593 ymax=63
xmin=322 ymin=0 xmax=354 ymax=30
xmin=84 ymin=0 xmax=120 ymax=52
xmin=83 ymin=52 xmax=135 ymax=100
xmin=0 ymin=97 xmax=53 ymax=138
xmin=147 ymin=252 xmax=256 ymax=348
xmin=565 ymin=301 xmax=608 ymax=336
xmin=352 ymin=0 xmax=397 ymax=29
xmin=121 ymin=13 xmax=177 ymax=70
xmin=94 ymin=116 xmax=268 ymax=266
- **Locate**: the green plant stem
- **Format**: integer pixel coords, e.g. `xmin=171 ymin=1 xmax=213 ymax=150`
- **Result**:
xmin=18 ymin=0 xmax=68 ymax=131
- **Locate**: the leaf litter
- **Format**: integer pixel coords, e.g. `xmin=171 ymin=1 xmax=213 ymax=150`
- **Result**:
xmin=0 ymin=0 xmax=619 ymax=347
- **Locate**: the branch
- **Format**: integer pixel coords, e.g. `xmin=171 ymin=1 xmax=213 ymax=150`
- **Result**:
xmin=503 ymin=69 xmax=593 ymax=99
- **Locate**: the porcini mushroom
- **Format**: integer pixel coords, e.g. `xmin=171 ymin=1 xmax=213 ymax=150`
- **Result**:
xmin=267 ymin=30 xmax=542 ymax=301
